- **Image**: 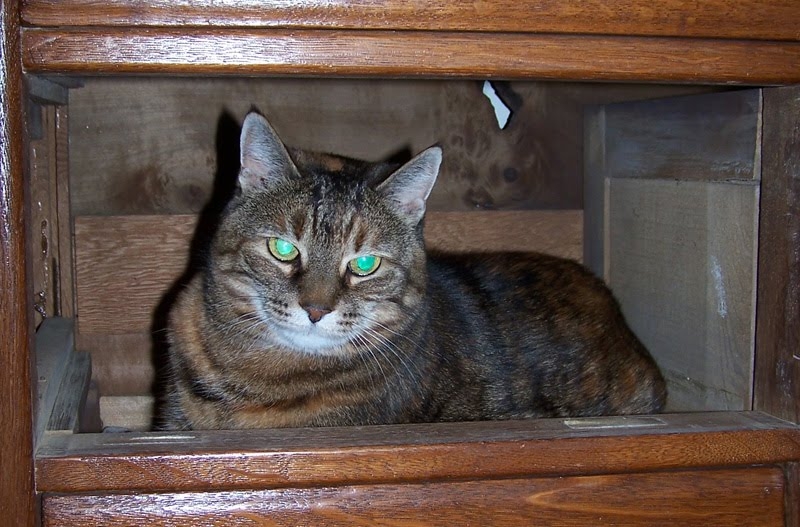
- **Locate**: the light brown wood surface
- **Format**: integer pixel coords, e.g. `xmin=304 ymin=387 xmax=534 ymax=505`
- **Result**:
xmin=41 ymin=467 xmax=786 ymax=527
xmin=21 ymin=29 xmax=800 ymax=84
xmin=34 ymin=412 xmax=800 ymax=494
xmin=20 ymin=0 xmax=800 ymax=41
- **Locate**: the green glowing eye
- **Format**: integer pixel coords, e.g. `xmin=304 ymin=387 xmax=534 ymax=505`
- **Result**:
xmin=268 ymin=238 xmax=299 ymax=262
xmin=348 ymin=255 xmax=381 ymax=276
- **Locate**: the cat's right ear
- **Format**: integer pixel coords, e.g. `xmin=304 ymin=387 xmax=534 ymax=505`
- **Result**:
xmin=239 ymin=112 xmax=297 ymax=192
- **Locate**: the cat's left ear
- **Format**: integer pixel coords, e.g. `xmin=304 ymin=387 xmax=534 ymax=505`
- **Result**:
xmin=377 ymin=146 xmax=441 ymax=225
xmin=239 ymin=111 xmax=298 ymax=192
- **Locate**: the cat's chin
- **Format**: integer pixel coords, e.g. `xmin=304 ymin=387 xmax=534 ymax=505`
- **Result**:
xmin=270 ymin=326 xmax=352 ymax=357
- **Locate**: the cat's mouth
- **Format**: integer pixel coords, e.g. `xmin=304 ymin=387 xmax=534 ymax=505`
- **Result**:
xmin=270 ymin=323 xmax=353 ymax=357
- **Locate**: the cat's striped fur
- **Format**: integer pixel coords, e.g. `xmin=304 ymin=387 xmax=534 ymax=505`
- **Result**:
xmin=159 ymin=112 xmax=666 ymax=430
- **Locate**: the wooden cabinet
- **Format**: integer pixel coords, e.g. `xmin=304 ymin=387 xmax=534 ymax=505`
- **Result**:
xmin=2 ymin=1 xmax=800 ymax=526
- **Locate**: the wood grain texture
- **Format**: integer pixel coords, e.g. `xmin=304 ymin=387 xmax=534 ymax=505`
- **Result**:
xmin=21 ymin=28 xmax=800 ymax=84
xmin=66 ymin=78 xmax=592 ymax=217
xmin=55 ymin=105 xmax=74 ymax=318
xmin=41 ymin=468 xmax=786 ymax=527
xmin=28 ymin=103 xmax=57 ymax=326
xmin=0 ymin=1 xmax=37 ymax=525
xmin=20 ymin=0 xmax=800 ymax=42
xmin=35 ymin=317 xmax=75 ymax=440
xmin=754 ymin=86 xmax=800 ymax=424
xmin=604 ymin=89 xmax=762 ymax=181
xmin=76 ymin=333 xmax=155 ymax=396
xmin=34 ymin=411 xmax=800 ymax=494
xmin=786 ymin=463 xmax=800 ymax=527
xmin=608 ymin=179 xmax=759 ymax=412
xmin=74 ymin=211 xmax=583 ymax=335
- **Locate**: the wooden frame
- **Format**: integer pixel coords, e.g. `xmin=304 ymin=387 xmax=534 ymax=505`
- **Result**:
xmin=2 ymin=1 xmax=800 ymax=525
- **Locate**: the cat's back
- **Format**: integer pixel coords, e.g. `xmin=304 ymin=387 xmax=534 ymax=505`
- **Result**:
xmin=425 ymin=251 xmax=667 ymax=417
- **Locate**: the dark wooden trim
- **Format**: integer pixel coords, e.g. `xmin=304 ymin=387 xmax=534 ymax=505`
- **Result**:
xmin=21 ymin=28 xmax=800 ymax=84
xmin=754 ymin=86 xmax=800 ymax=424
xmin=0 ymin=1 xmax=37 ymax=526
xmin=20 ymin=0 xmax=800 ymax=42
xmin=35 ymin=412 xmax=800 ymax=494
xmin=786 ymin=463 xmax=800 ymax=527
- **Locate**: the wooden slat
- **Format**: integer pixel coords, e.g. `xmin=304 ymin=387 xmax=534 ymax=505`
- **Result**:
xmin=21 ymin=29 xmax=800 ymax=84
xmin=754 ymin=86 xmax=800 ymax=424
xmin=604 ymin=90 xmax=762 ymax=181
xmin=20 ymin=0 xmax=800 ymax=42
xmin=54 ymin=105 xmax=74 ymax=318
xmin=35 ymin=317 xmax=75 ymax=440
xmin=47 ymin=350 xmax=91 ymax=434
xmin=34 ymin=412 xmax=800 ymax=494
xmin=0 ymin=1 xmax=37 ymax=524
xmin=608 ymin=179 xmax=758 ymax=412
xmin=28 ymin=103 xmax=57 ymax=326
xmin=74 ymin=211 xmax=582 ymax=335
xmin=42 ymin=468 xmax=786 ymax=527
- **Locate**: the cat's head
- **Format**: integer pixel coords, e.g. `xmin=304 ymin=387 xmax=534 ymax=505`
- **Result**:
xmin=208 ymin=111 xmax=441 ymax=357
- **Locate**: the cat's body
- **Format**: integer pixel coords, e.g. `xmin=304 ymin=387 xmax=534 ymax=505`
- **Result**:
xmin=160 ymin=112 xmax=666 ymax=430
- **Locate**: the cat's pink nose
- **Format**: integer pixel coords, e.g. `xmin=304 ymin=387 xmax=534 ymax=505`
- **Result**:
xmin=303 ymin=305 xmax=332 ymax=323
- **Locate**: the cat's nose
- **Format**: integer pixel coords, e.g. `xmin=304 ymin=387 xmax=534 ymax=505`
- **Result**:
xmin=303 ymin=305 xmax=332 ymax=323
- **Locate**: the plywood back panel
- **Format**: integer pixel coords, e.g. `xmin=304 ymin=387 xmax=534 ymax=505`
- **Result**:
xmin=67 ymin=79 xmax=594 ymax=217
xmin=74 ymin=210 xmax=582 ymax=394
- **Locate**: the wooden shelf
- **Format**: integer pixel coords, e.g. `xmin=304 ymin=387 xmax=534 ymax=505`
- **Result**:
xmin=19 ymin=0 xmax=800 ymax=83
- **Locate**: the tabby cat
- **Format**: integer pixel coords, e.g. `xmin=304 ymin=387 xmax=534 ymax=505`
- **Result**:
xmin=160 ymin=111 xmax=666 ymax=430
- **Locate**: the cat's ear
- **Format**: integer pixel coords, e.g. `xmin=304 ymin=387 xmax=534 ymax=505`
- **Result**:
xmin=377 ymin=146 xmax=441 ymax=225
xmin=239 ymin=112 xmax=297 ymax=192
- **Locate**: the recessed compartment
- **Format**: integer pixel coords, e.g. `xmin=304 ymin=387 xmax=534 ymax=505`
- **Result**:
xmin=27 ymin=76 xmax=800 ymax=526
xmin=28 ymin=77 xmax=762 ymax=429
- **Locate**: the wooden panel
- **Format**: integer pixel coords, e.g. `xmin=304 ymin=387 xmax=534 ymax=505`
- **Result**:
xmin=604 ymin=90 xmax=762 ymax=181
xmin=755 ymin=86 xmax=800 ymax=424
xmin=74 ymin=211 xmax=583 ymax=335
xmin=42 ymin=468 xmax=786 ymax=527
xmin=0 ymin=1 xmax=37 ymax=525
xmin=21 ymin=29 xmax=800 ymax=84
xmin=28 ymin=103 xmax=58 ymax=326
xmin=76 ymin=333 xmax=155 ymax=396
xmin=21 ymin=0 xmax=800 ymax=42
xmin=100 ymin=395 xmax=155 ymax=432
xmin=55 ymin=105 xmax=75 ymax=318
xmin=35 ymin=317 xmax=74 ymax=440
xmin=66 ymin=78 xmax=588 ymax=217
xmin=608 ymin=179 xmax=758 ymax=412
xmin=74 ymin=215 xmax=193 ymax=335
xmin=34 ymin=412 xmax=800 ymax=494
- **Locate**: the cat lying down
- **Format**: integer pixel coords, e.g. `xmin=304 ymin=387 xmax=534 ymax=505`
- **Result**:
xmin=159 ymin=111 xmax=666 ymax=430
